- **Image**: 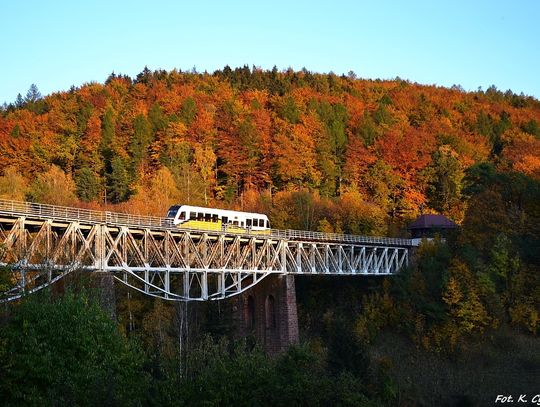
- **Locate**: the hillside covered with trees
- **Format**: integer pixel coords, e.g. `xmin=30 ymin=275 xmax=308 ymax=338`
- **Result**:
xmin=0 ymin=67 xmax=539 ymax=405
xmin=1 ymin=66 xmax=539 ymax=227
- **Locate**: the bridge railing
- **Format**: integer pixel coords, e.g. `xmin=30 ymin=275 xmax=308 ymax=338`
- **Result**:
xmin=269 ymin=228 xmax=410 ymax=246
xmin=0 ymin=199 xmax=413 ymax=246
xmin=0 ymin=199 xmax=172 ymax=228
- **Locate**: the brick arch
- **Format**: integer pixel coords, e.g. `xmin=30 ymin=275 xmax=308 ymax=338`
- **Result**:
xmin=265 ymin=294 xmax=276 ymax=329
xmin=246 ymin=295 xmax=255 ymax=331
xmin=235 ymin=275 xmax=298 ymax=354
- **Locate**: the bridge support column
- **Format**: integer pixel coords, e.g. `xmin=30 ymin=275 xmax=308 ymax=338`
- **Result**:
xmin=92 ymin=272 xmax=116 ymax=320
xmin=234 ymin=274 xmax=298 ymax=354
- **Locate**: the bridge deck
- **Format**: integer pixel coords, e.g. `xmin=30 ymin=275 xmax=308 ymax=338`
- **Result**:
xmin=0 ymin=199 xmax=414 ymax=247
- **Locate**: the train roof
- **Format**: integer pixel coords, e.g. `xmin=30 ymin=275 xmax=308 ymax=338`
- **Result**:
xmin=172 ymin=205 xmax=268 ymax=219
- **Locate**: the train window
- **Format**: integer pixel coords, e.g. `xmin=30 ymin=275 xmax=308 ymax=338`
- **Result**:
xmin=233 ymin=221 xmax=239 ymax=226
xmin=197 ymin=213 xmax=204 ymax=221
xmin=247 ymin=219 xmax=252 ymax=227
xmin=204 ymin=213 xmax=211 ymax=222
xmin=190 ymin=212 xmax=196 ymax=220
xmin=266 ymin=220 xmax=270 ymax=228
xmin=259 ymin=219 xmax=264 ymax=227
xmin=166 ymin=206 xmax=180 ymax=218
xmin=241 ymin=221 xmax=244 ymax=227
xmin=222 ymin=216 xmax=228 ymax=224
xmin=212 ymin=214 xmax=218 ymax=222
xmin=178 ymin=212 xmax=186 ymax=220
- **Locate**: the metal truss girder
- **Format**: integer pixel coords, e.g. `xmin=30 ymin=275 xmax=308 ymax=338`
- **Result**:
xmin=0 ymin=215 xmax=411 ymax=302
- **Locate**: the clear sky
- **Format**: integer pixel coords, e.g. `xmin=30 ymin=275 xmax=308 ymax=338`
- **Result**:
xmin=1 ymin=0 xmax=539 ymax=104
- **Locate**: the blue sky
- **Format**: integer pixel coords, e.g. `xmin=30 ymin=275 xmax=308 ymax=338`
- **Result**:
xmin=1 ymin=0 xmax=539 ymax=104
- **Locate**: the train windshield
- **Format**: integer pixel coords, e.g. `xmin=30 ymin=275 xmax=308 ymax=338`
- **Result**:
xmin=166 ymin=206 xmax=181 ymax=218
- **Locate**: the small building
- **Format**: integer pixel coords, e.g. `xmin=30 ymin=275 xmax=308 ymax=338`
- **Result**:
xmin=408 ymin=214 xmax=458 ymax=239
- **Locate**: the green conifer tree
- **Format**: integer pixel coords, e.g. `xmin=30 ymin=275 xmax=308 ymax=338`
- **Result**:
xmin=107 ymin=156 xmax=131 ymax=203
xmin=75 ymin=167 xmax=101 ymax=202
xmin=129 ymin=114 xmax=152 ymax=177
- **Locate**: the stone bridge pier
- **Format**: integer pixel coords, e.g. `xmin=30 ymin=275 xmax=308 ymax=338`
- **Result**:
xmin=233 ymin=274 xmax=299 ymax=354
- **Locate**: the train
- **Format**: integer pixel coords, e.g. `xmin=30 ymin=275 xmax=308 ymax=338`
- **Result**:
xmin=166 ymin=205 xmax=271 ymax=233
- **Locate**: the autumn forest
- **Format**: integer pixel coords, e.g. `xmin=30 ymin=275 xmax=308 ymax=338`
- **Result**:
xmin=0 ymin=66 xmax=539 ymax=405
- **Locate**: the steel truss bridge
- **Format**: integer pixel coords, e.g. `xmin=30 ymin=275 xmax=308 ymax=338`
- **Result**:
xmin=0 ymin=200 xmax=415 ymax=303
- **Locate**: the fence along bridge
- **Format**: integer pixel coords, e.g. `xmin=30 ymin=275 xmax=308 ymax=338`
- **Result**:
xmin=0 ymin=200 xmax=414 ymax=303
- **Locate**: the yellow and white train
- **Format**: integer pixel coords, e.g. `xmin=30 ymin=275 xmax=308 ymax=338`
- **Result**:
xmin=166 ymin=205 xmax=270 ymax=233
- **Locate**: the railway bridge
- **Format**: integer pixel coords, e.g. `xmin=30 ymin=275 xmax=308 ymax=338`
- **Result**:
xmin=0 ymin=199 xmax=417 ymax=352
